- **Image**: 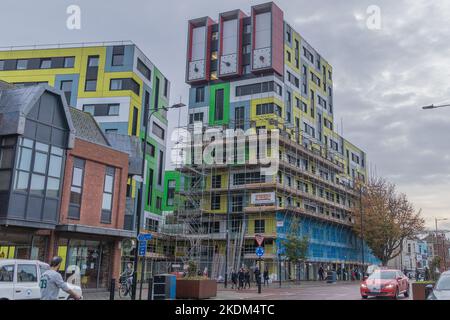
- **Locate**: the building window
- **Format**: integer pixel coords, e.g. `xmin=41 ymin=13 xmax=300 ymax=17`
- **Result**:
xmin=0 ymin=60 xmax=5 ymax=71
xmin=156 ymin=196 xmax=162 ymax=210
xmin=164 ymin=78 xmax=169 ymax=97
xmin=84 ymin=79 xmax=97 ymax=92
xmin=211 ymin=175 xmax=221 ymax=189
xmin=147 ymin=142 xmax=156 ymax=157
xmin=112 ymin=52 xmax=124 ymax=66
xmin=40 ymin=59 xmax=51 ymax=69
xmin=157 ymin=151 xmax=164 ymax=186
xmin=60 ymin=80 xmax=73 ymax=104
xmin=109 ymin=78 xmax=140 ymax=95
xmin=211 ymin=31 xmax=219 ymax=41
xmin=16 ymin=59 xmax=28 ymax=70
xmin=256 ymin=103 xmax=282 ymax=117
xmin=101 ymin=166 xmax=115 ymax=223
xmin=211 ymin=193 xmax=221 ymax=210
xmin=287 ymin=51 xmax=291 ymax=62
xmin=147 ymin=168 xmax=154 ymax=207
xmin=64 ymin=57 xmax=75 ymax=68
xmin=189 ymin=112 xmax=204 ymax=124
xmin=0 ymin=136 xmax=16 ymax=191
xmin=145 ymin=218 xmax=159 ymax=232
xmin=131 ymin=107 xmax=138 ymax=136
xmin=83 ymin=104 xmax=120 ymax=117
xmin=154 ymin=77 xmax=160 ymax=110
xmin=152 ymin=122 xmax=165 ymax=140
xmin=166 ymin=180 xmax=176 ymax=206
xmin=254 ymin=220 xmax=265 ymax=234
xmin=195 ymin=87 xmax=205 ymax=103
xmin=231 ymin=195 xmax=243 ymax=213
xmin=214 ymin=89 xmax=224 ymax=121
xmin=137 ymin=58 xmax=151 ymax=80
xmin=69 ymin=158 xmax=85 ymax=219
xmin=235 ymin=106 xmax=245 ymax=130
xmin=88 ymin=56 xmax=99 ymax=67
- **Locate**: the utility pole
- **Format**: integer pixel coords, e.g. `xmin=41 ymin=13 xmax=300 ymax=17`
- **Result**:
xmin=359 ymin=184 xmax=365 ymax=274
xmin=132 ymin=103 xmax=185 ymax=300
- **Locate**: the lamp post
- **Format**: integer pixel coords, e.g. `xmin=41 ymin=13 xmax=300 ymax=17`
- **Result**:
xmin=131 ymin=102 xmax=185 ymax=300
xmin=422 ymin=104 xmax=450 ymax=110
xmin=435 ymin=218 xmax=448 ymax=273
xmin=358 ymin=182 xmax=365 ymax=276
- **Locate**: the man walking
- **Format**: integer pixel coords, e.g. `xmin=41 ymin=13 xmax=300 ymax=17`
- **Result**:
xmin=244 ymin=268 xmax=251 ymax=289
xmin=231 ymin=270 xmax=238 ymax=289
xmin=263 ymin=267 xmax=269 ymax=286
xmin=318 ymin=266 xmax=324 ymax=281
xmin=238 ymin=268 xmax=245 ymax=290
xmin=40 ymin=256 xmax=81 ymax=300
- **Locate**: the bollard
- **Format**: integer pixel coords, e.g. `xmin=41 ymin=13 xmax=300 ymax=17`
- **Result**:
xmin=147 ymin=277 xmax=153 ymax=300
xmin=110 ymin=278 xmax=116 ymax=300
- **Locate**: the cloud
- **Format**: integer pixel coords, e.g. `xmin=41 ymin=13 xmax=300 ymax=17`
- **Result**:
xmin=1 ymin=0 xmax=450 ymax=228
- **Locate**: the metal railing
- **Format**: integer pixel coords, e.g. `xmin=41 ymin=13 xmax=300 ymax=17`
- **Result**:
xmin=0 ymin=40 xmax=134 ymax=51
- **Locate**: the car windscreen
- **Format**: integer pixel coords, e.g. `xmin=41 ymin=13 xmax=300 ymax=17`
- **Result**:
xmin=368 ymin=271 xmax=397 ymax=280
xmin=436 ymin=276 xmax=450 ymax=290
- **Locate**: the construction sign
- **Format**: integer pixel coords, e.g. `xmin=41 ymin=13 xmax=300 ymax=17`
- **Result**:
xmin=255 ymin=234 xmax=264 ymax=246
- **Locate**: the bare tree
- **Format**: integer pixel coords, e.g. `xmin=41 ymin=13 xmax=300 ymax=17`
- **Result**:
xmin=353 ymin=177 xmax=425 ymax=266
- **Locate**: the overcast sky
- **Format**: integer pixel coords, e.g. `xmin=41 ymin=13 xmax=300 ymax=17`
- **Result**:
xmin=2 ymin=0 xmax=450 ymax=230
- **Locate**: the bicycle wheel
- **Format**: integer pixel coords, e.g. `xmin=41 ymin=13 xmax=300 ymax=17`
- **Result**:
xmin=118 ymin=283 xmax=128 ymax=299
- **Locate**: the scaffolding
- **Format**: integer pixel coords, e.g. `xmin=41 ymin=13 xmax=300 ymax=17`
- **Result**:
xmin=162 ymin=110 xmax=368 ymax=281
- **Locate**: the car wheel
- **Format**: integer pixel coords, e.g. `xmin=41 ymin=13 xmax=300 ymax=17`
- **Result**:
xmin=362 ymin=295 xmax=368 ymax=299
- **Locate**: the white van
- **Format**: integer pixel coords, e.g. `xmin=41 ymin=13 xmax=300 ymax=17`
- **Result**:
xmin=0 ymin=259 xmax=82 ymax=300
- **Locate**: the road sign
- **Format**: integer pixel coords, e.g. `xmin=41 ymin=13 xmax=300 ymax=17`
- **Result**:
xmin=255 ymin=234 xmax=264 ymax=246
xmin=138 ymin=241 xmax=147 ymax=257
xmin=138 ymin=233 xmax=153 ymax=241
xmin=255 ymin=246 xmax=265 ymax=257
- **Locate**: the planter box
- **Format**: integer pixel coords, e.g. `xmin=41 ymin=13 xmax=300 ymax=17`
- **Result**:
xmin=176 ymin=279 xmax=217 ymax=299
xmin=412 ymin=282 xmax=435 ymax=300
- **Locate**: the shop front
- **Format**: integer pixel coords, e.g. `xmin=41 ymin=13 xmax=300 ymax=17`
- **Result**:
xmin=51 ymin=233 xmax=121 ymax=290
xmin=0 ymin=227 xmax=49 ymax=261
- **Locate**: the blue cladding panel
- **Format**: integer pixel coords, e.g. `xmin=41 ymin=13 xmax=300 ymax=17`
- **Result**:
xmin=105 ymin=45 xmax=135 ymax=72
xmin=54 ymin=74 xmax=80 ymax=107
xmin=275 ymin=212 xmax=380 ymax=264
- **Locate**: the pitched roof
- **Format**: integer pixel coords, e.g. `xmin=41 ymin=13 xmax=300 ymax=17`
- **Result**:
xmin=0 ymin=84 xmax=75 ymax=148
xmin=69 ymin=107 xmax=110 ymax=147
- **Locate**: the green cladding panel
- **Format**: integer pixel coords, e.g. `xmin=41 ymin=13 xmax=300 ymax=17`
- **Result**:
xmin=209 ymin=83 xmax=230 ymax=126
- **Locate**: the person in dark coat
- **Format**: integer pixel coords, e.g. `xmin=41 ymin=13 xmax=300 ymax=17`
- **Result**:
xmin=238 ymin=268 xmax=245 ymax=290
xmin=263 ymin=267 xmax=269 ymax=286
xmin=231 ymin=270 xmax=238 ymax=289
xmin=318 ymin=266 xmax=325 ymax=281
xmin=244 ymin=268 xmax=251 ymax=289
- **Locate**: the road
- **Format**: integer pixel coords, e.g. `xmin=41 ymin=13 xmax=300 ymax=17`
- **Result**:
xmin=215 ymin=282 xmax=412 ymax=300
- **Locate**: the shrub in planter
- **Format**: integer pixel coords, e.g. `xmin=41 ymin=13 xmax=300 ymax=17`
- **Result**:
xmin=412 ymin=281 xmax=435 ymax=300
xmin=175 ymin=260 xmax=217 ymax=299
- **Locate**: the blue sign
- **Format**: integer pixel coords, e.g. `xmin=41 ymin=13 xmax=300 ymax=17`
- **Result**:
xmin=138 ymin=241 xmax=147 ymax=257
xmin=138 ymin=233 xmax=153 ymax=241
xmin=256 ymin=246 xmax=265 ymax=257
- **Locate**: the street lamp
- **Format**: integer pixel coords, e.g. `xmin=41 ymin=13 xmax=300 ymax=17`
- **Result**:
xmin=422 ymin=104 xmax=450 ymax=110
xmin=131 ymin=102 xmax=185 ymax=300
xmin=435 ymin=218 xmax=448 ymax=273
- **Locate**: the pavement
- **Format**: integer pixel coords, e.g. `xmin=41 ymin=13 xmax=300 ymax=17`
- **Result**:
xmin=82 ymin=280 xmax=412 ymax=300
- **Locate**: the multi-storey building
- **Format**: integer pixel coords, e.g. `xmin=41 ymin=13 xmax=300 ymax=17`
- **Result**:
xmin=171 ymin=2 xmax=379 ymax=281
xmin=0 ymin=82 xmax=133 ymax=288
xmin=0 ymin=42 xmax=171 ymax=272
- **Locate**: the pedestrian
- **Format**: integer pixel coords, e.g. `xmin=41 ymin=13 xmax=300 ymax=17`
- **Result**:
xmin=318 ymin=266 xmax=324 ymax=281
xmin=244 ymin=268 xmax=251 ymax=289
xmin=238 ymin=268 xmax=245 ymax=290
xmin=351 ymin=269 xmax=356 ymax=281
xmin=263 ymin=267 xmax=269 ymax=286
xmin=254 ymin=267 xmax=261 ymax=287
xmin=424 ymin=267 xmax=430 ymax=281
xmin=39 ymin=256 xmax=81 ymax=300
xmin=231 ymin=270 xmax=237 ymax=289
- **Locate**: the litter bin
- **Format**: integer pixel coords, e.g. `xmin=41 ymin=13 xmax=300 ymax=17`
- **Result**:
xmin=326 ymin=271 xmax=337 ymax=284
xmin=153 ymin=274 xmax=176 ymax=300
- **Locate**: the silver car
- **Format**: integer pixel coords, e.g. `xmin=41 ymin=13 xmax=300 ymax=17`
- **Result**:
xmin=427 ymin=271 xmax=450 ymax=300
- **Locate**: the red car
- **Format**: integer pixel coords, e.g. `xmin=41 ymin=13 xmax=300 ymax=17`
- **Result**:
xmin=360 ymin=269 xmax=410 ymax=299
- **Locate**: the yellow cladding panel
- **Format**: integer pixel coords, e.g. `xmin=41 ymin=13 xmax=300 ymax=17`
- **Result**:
xmin=250 ymin=96 xmax=285 ymax=128
xmin=0 ymin=47 xmax=106 ymax=84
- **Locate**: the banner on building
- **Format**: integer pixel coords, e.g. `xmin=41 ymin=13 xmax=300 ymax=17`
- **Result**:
xmin=251 ymin=192 xmax=275 ymax=205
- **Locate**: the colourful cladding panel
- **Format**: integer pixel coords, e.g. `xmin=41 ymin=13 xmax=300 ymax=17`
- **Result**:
xmin=209 ymin=82 xmax=230 ymax=125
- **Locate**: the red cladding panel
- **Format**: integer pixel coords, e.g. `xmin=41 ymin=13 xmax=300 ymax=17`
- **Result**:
xmin=271 ymin=3 xmax=284 ymax=76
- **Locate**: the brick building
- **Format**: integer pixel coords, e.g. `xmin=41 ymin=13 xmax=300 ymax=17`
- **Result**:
xmin=0 ymin=82 xmax=133 ymax=289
